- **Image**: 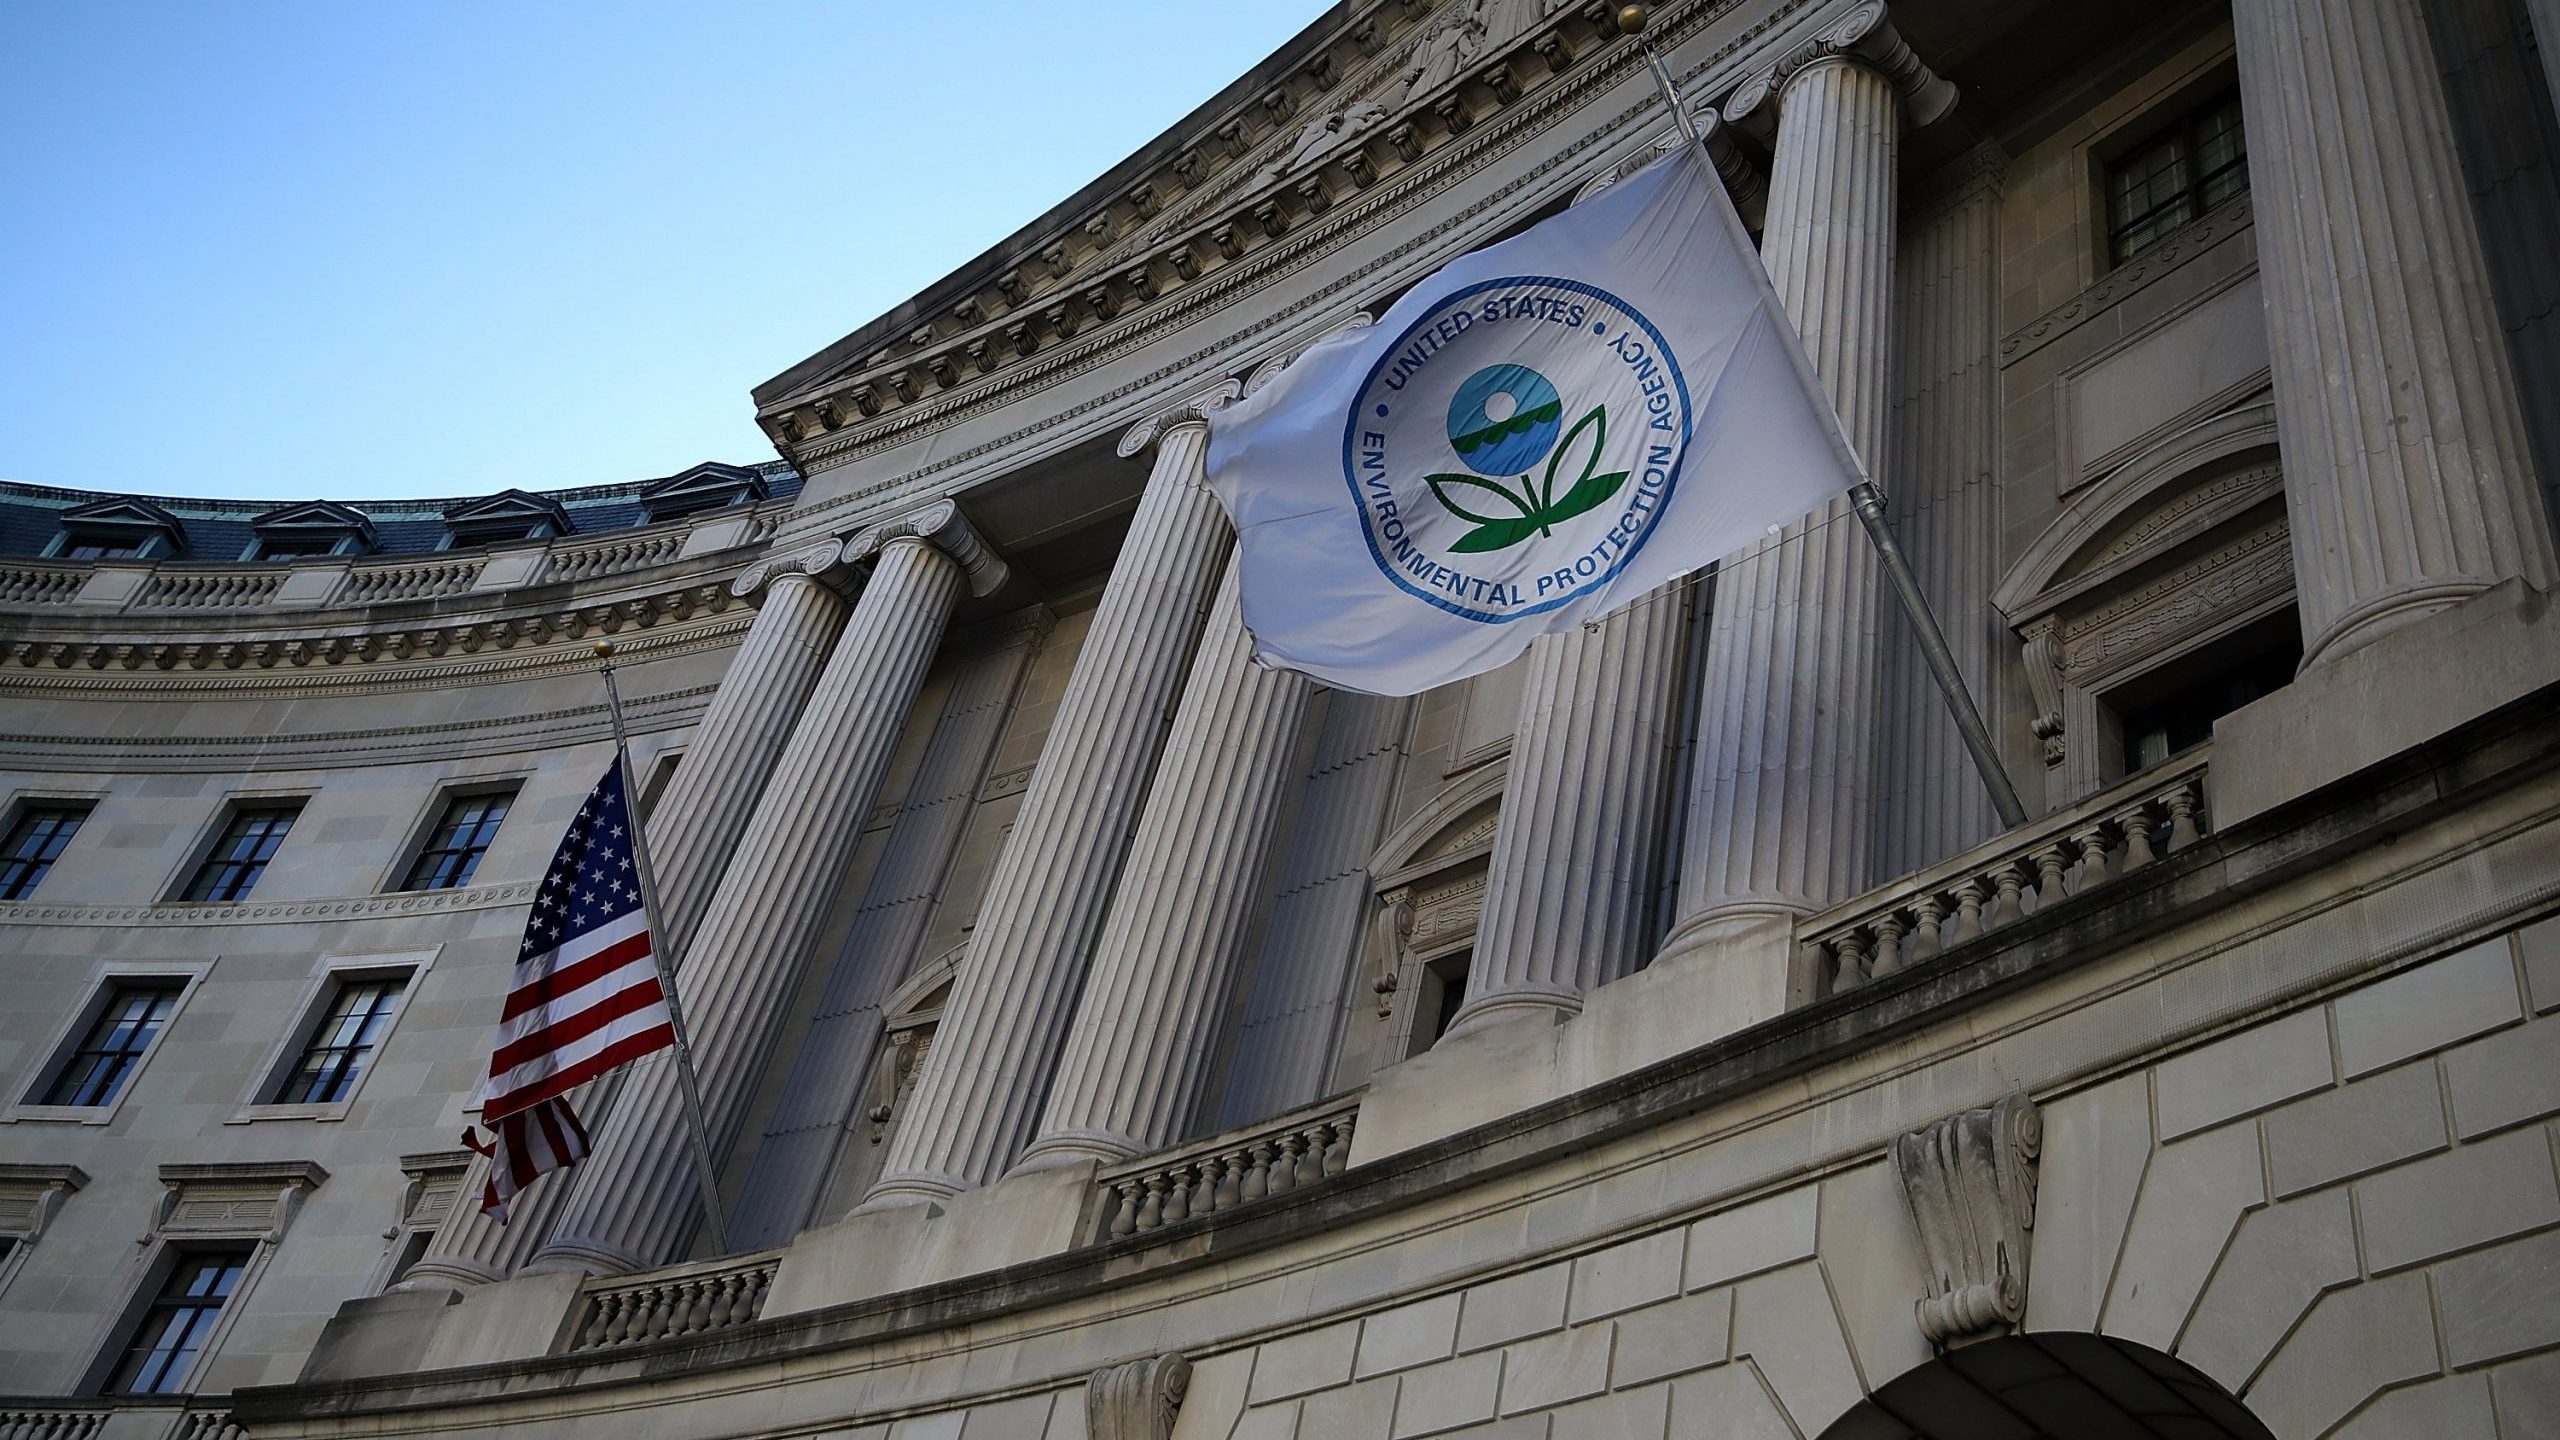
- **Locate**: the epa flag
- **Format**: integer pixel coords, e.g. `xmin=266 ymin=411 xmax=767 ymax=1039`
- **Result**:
xmin=463 ymin=757 xmax=675 ymax=1218
xmin=1205 ymin=147 xmax=1860 ymax=696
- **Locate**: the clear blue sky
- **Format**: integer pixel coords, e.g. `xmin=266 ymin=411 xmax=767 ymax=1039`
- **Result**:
xmin=0 ymin=2 xmax=1327 ymax=501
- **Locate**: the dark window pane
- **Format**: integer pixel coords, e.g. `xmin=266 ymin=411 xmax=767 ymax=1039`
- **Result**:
xmin=399 ymin=790 xmax=514 ymax=891
xmin=182 ymin=805 xmax=301 ymax=902
xmin=109 ymin=1250 xmax=249 ymax=1395
xmin=273 ymin=976 xmax=408 ymax=1104
xmin=39 ymin=983 xmax=181 ymax=1106
xmin=2108 ymin=89 xmax=2249 ymax=266
xmin=0 ymin=803 xmax=90 ymax=901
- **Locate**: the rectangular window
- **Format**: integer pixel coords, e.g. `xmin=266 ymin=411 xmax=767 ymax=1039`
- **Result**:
xmin=271 ymin=975 xmax=408 ymax=1104
xmin=2106 ymin=89 xmax=2248 ymax=266
xmin=182 ymin=804 xmax=301 ymax=902
xmin=0 ymin=803 xmax=90 ymax=901
xmin=63 ymin=540 xmax=144 ymax=560
xmin=108 ymin=1248 xmax=250 ymax=1395
xmin=399 ymin=789 xmax=514 ymax=891
xmin=38 ymin=983 xmax=183 ymax=1106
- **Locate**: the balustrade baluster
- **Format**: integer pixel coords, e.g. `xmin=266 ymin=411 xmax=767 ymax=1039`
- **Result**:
xmin=1136 ymin=1175 xmax=1168 ymax=1231
xmin=1870 ymin=911 xmax=1908 ymax=979
xmin=2032 ymin=841 xmax=2071 ymax=911
xmin=1242 ymin=1140 xmax=1275 ymax=1200
xmin=1323 ymin=1116 xmax=1353 ymax=1176
xmin=1909 ymin=893 xmax=1946 ymax=963
xmin=1162 ymin=1164 xmax=1193 ymax=1225
xmin=1108 ymin=1180 xmax=1142 ymax=1238
xmin=1294 ymin=1126 xmax=1328 ymax=1187
xmin=2071 ymin=823 xmax=2113 ymax=893
xmin=2167 ymin=782 xmax=2202 ymax=851
xmin=1986 ymin=864 xmax=2028 ymax=929
xmin=1213 ymin=1150 xmax=1244 ymax=1209
xmin=1269 ymin=1134 xmax=1304 ymax=1194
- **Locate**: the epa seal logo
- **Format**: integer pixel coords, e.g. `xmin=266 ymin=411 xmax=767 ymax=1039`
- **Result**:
xmin=1342 ymin=276 xmax=1693 ymax=623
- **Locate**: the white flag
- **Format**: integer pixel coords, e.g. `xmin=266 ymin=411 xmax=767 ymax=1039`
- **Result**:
xmin=1205 ymin=147 xmax=1861 ymax=696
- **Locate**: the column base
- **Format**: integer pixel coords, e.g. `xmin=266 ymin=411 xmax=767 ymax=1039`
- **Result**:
xmin=1440 ymin=983 xmax=1583 ymax=1041
xmin=519 ymin=1236 xmax=647 ymax=1279
xmin=386 ymin=1257 xmax=504 ymax=1293
xmin=853 ymin=1169 xmax=971 ymax=1216
xmin=1649 ymin=905 xmax=1811 ymax=1042
xmin=2300 ymin=579 xmax=2498 ymax=672
xmin=1009 ymin=1128 xmax=1145 ymax=1175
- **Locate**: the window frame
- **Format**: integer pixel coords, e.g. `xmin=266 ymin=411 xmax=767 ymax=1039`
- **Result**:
xmin=392 ymin=784 xmax=520 ymax=893
xmin=173 ymin=797 xmax=309 ymax=903
xmin=0 ymin=795 xmax=96 ymax=901
xmin=101 ymin=1244 xmax=255 ymax=1396
xmin=231 ymin=947 xmax=438 ymax=1124
xmin=5 ymin=963 xmax=212 ymax=1126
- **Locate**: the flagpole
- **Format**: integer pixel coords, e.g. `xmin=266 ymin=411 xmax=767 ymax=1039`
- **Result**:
xmin=591 ymin=641 xmax=734 ymax=1255
xmin=1618 ymin=4 xmax=2030 ymax=831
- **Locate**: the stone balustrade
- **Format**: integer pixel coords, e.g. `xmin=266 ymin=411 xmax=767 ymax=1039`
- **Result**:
xmin=1801 ymin=748 xmax=2211 ymax=996
xmin=0 ymin=1403 xmax=236 ymax=1440
xmin=560 ymin=1251 xmax=781 ymax=1352
xmin=333 ymin=557 xmax=485 ymax=606
xmin=0 ymin=563 xmax=85 ymax=605
xmin=130 ymin=568 xmax=287 ymax=610
xmin=1095 ymin=1094 xmax=1360 ymax=1241
xmin=534 ymin=530 xmax=688 ymax=586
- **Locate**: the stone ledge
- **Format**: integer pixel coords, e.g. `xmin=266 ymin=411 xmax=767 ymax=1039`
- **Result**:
xmin=234 ymin=677 xmax=2560 ymax=1427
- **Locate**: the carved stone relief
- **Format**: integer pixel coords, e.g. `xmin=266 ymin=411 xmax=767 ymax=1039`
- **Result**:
xmin=1891 ymin=1094 xmax=2041 ymax=1350
xmin=1087 ymin=1352 xmax=1190 ymax=1440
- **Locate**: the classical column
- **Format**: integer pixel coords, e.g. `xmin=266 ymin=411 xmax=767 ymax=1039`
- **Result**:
xmin=532 ymin=503 xmax=1005 ymax=1272
xmin=1447 ymin=582 xmax=1690 ymax=1032
xmin=1878 ymin=146 xmax=2011 ymax=874
xmin=1016 ymin=560 xmax=1314 ymax=1167
xmin=1658 ymin=11 xmax=1942 ymax=1002
xmin=727 ymin=610 xmax=1049 ymax=1248
xmin=865 ymin=385 xmax=1241 ymax=1208
xmin=2233 ymin=0 xmax=2557 ymax=666
xmin=400 ymin=540 xmax=855 ymax=1289
xmin=1212 ymin=689 xmax=1409 ymax=1129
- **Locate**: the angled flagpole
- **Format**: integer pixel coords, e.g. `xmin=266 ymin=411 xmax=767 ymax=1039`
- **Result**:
xmin=1619 ymin=3 xmax=2030 ymax=831
xmin=591 ymin=640 xmax=733 ymax=1255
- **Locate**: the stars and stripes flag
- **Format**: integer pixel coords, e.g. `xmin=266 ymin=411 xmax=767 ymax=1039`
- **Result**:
xmin=463 ymin=757 xmax=675 ymax=1218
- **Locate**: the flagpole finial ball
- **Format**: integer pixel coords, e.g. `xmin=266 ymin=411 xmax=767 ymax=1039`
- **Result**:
xmin=1617 ymin=4 xmax=1650 ymax=36
xmin=592 ymin=641 xmax=615 ymax=661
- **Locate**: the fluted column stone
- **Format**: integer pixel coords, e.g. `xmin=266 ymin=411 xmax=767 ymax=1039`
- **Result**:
xmin=532 ymin=503 xmax=1003 ymax=1272
xmin=1879 ymin=147 xmax=2010 ymax=874
xmin=400 ymin=541 xmax=854 ymax=1289
xmin=1213 ymin=690 xmax=1410 ymax=1128
xmin=2234 ymin=0 xmax=2556 ymax=666
xmin=1018 ymin=560 xmax=1314 ymax=1167
xmin=1449 ymin=582 xmax=1689 ymax=1032
xmin=728 ymin=610 xmax=1050 ymax=1247
xmin=2536 ymin=0 xmax=2560 ymax=119
xmin=1659 ymin=31 xmax=1916 ymax=1002
xmin=865 ymin=386 xmax=1241 ymax=1208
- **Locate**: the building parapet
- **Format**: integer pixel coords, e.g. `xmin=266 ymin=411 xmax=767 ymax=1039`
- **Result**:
xmin=0 ymin=1400 xmax=240 ymax=1440
xmin=1094 ymin=1092 xmax=1362 ymax=1241
xmin=561 ymin=1250 xmax=784 ymax=1354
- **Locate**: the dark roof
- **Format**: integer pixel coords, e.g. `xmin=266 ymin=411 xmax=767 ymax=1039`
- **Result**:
xmin=0 ymin=461 xmax=801 ymax=562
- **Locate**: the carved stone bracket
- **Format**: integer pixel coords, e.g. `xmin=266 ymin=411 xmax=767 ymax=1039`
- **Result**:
xmin=1087 ymin=1352 xmax=1191 ymax=1440
xmin=845 ymin=499 xmax=1011 ymax=597
xmin=0 ymin=1163 xmax=89 ymax=1245
xmin=1891 ymin=1094 xmax=2041 ymax=1350
xmin=1724 ymin=3 xmax=1958 ymax=132
xmin=731 ymin=537 xmax=860 ymax=603
xmin=1116 ymin=379 xmax=1246 ymax=458
xmin=149 ymin=1160 xmax=329 ymax=1247
xmin=2020 ymin=618 xmax=2066 ymax=768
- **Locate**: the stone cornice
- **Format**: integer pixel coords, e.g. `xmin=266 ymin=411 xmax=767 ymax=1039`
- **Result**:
xmin=0 ymin=882 xmax=536 ymax=929
xmin=771 ymin=0 xmax=1820 ymax=533
xmin=1999 ymin=191 xmax=2256 ymax=367
xmin=1721 ymin=2 xmax=1958 ymax=130
xmin=847 ymin=500 xmax=1010 ymax=597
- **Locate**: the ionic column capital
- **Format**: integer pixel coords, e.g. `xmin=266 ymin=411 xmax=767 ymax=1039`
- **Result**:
xmin=731 ymin=537 xmax=862 ymax=604
xmin=1242 ymin=311 xmax=1375 ymax=400
xmin=1575 ymin=107 xmax=1765 ymax=216
xmin=1117 ymin=380 xmax=1244 ymax=458
xmin=846 ymin=499 xmax=1009 ymax=597
xmin=1722 ymin=4 xmax=1957 ymax=134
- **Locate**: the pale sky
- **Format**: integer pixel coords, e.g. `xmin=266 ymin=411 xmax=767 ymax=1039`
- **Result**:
xmin=0 ymin=2 xmax=1329 ymax=501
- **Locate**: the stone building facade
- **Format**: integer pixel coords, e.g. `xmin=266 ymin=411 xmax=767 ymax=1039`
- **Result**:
xmin=3 ymin=0 xmax=2559 ymax=1436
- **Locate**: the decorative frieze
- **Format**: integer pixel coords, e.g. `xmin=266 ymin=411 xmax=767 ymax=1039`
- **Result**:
xmin=1891 ymin=1094 xmax=2042 ymax=1350
xmin=149 ymin=1161 xmax=328 ymax=1245
xmin=0 ymin=882 xmax=535 ymax=929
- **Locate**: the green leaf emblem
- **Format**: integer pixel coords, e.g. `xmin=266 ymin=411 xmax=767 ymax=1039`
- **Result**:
xmin=1426 ymin=401 xmax=1627 ymax=553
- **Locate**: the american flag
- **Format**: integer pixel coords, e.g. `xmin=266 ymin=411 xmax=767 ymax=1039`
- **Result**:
xmin=465 ymin=757 xmax=675 ymax=1218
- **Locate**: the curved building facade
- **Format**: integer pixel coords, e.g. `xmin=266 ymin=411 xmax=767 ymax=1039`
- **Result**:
xmin=5 ymin=0 xmax=2560 ymax=1436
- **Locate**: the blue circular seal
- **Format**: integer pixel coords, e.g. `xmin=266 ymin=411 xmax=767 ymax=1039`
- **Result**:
xmin=1340 ymin=276 xmax=1693 ymax=624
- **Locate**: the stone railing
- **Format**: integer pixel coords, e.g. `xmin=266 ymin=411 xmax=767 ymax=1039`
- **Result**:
xmin=331 ymin=556 xmax=486 ymax=606
xmin=535 ymin=530 xmax=688 ymax=586
xmin=561 ymin=1250 xmax=782 ymax=1353
xmin=0 ymin=1402 xmax=235 ymax=1439
xmin=1803 ymin=749 xmax=2211 ymax=997
xmin=0 ymin=564 xmax=86 ymax=606
xmin=130 ymin=569 xmax=287 ymax=611
xmin=1095 ymin=1095 xmax=1361 ymax=1241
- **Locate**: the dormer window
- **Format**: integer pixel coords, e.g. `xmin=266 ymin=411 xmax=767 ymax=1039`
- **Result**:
xmin=44 ymin=499 xmax=184 ymax=562
xmin=638 ymin=462 xmax=770 ymax=524
xmin=243 ymin=501 xmax=375 ymax=562
xmin=440 ymin=489 xmax=570 ymax=550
